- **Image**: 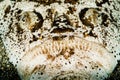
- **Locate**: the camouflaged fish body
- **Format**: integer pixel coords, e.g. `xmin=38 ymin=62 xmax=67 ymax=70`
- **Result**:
xmin=0 ymin=0 xmax=120 ymax=80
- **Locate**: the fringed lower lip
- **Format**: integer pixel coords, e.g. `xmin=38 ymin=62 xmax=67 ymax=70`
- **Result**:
xmin=17 ymin=36 xmax=117 ymax=80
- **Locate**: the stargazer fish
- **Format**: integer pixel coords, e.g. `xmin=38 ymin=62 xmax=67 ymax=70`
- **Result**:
xmin=0 ymin=0 xmax=120 ymax=80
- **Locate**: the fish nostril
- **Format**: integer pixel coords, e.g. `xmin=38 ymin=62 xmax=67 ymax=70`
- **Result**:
xmin=50 ymin=27 xmax=74 ymax=33
xmin=52 ymin=15 xmax=71 ymax=27
xmin=51 ymin=14 xmax=74 ymax=33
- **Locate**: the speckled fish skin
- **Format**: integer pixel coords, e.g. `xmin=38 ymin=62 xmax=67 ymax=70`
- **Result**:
xmin=0 ymin=0 xmax=120 ymax=80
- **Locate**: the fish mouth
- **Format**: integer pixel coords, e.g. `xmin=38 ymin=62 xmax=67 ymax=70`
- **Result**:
xmin=22 ymin=36 xmax=101 ymax=60
xmin=17 ymin=36 xmax=116 ymax=80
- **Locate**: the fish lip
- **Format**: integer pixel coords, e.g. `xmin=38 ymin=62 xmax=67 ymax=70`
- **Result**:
xmin=17 ymin=35 xmax=117 ymax=80
xmin=22 ymin=35 xmax=99 ymax=59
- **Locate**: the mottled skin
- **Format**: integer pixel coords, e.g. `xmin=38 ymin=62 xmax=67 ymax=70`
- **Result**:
xmin=0 ymin=0 xmax=120 ymax=80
